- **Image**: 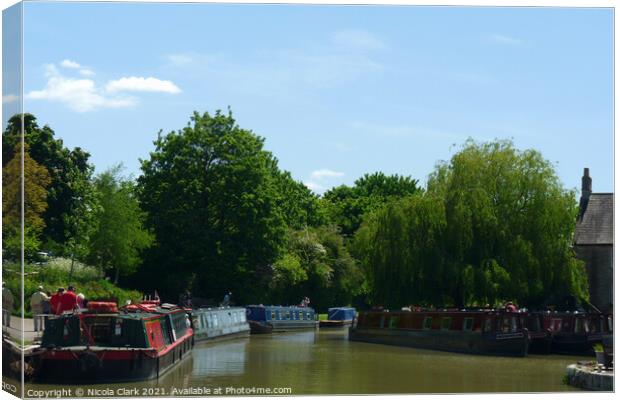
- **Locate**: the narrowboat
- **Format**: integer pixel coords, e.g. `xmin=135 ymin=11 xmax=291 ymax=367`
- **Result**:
xmin=540 ymin=311 xmax=613 ymax=355
xmin=319 ymin=307 xmax=356 ymax=328
xmin=189 ymin=306 xmax=250 ymax=343
xmin=349 ymin=309 xmax=529 ymax=357
xmin=245 ymin=305 xmax=318 ymax=333
xmin=520 ymin=312 xmax=552 ymax=354
xmin=36 ymin=300 xmax=193 ymax=383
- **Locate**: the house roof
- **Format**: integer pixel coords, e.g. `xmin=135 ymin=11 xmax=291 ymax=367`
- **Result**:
xmin=574 ymin=193 xmax=614 ymax=245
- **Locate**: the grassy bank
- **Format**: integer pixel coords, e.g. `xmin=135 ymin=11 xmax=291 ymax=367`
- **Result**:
xmin=3 ymin=258 xmax=143 ymax=317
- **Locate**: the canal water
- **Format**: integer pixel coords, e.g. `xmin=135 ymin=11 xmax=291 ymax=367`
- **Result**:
xmin=24 ymin=328 xmax=582 ymax=396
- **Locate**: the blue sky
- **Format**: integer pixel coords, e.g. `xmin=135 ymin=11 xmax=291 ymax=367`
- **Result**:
xmin=5 ymin=3 xmax=614 ymax=194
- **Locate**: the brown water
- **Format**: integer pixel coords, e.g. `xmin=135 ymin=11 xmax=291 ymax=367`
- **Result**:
xmin=20 ymin=328 xmax=582 ymax=397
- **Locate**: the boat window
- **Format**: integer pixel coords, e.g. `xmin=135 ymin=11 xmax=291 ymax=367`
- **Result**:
xmin=483 ymin=318 xmax=493 ymax=332
xmin=271 ymin=311 xmax=276 ymax=320
xmin=551 ymin=318 xmax=562 ymax=331
xmin=574 ymin=318 xmax=588 ymax=334
xmin=423 ymin=317 xmax=433 ymax=330
xmin=608 ymin=316 xmax=613 ymax=332
xmin=213 ymin=314 xmax=219 ymax=327
xmin=389 ymin=316 xmax=399 ymax=328
xmin=161 ymin=317 xmax=174 ymax=345
xmin=441 ymin=317 xmax=451 ymax=330
xmin=462 ymin=318 xmax=473 ymax=331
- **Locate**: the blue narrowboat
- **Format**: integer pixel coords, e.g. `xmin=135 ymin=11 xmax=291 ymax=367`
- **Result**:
xmin=245 ymin=305 xmax=318 ymax=333
xmin=189 ymin=306 xmax=250 ymax=343
xmin=320 ymin=307 xmax=357 ymax=328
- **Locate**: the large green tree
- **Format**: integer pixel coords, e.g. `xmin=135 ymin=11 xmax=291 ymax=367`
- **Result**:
xmin=3 ymin=114 xmax=93 ymax=252
xmin=87 ymin=165 xmax=153 ymax=283
xmin=136 ymin=110 xmax=295 ymax=303
xmin=323 ymin=172 xmax=421 ymax=237
xmin=354 ymin=139 xmax=588 ymax=309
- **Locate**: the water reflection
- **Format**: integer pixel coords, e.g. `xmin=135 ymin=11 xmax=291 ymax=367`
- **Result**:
xmin=192 ymin=339 xmax=248 ymax=377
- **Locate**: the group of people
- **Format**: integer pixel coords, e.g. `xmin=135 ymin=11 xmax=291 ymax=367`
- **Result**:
xmin=299 ymin=297 xmax=311 ymax=307
xmin=29 ymin=285 xmax=86 ymax=332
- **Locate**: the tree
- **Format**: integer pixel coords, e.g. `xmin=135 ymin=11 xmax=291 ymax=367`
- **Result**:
xmin=136 ymin=110 xmax=289 ymax=303
xmin=87 ymin=166 xmax=153 ymax=283
xmin=354 ymin=139 xmax=588 ymax=309
xmin=3 ymin=114 xmax=93 ymax=251
xmin=427 ymin=139 xmax=588 ymax=307
xmin=2 ymin=144 xmax=51 ymax=260
xmin=323 ymin=172 xmax=421 ymax=237
xmin=270 ymin=226 xmax=364 ymax=311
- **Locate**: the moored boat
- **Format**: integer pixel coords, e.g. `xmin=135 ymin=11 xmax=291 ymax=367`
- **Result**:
xmin=189 ymin=306 xmax=250 ymax=343
xmin=319 ymin=307 xmax=356 ymax=328
xmin=540 ymin=311 xmax=613 ymax=355
xmin=36 ymin=300 xmax=193 ymax=383
xmin=349 ymin=309 xmax=529 ymax=357
xmin=246 ymin=305 xmax=318 ymax=333
xmin=520 ymin=312 xmax=552 ymax=354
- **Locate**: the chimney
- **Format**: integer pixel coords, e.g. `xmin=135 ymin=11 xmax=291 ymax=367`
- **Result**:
xmin=579 ymin=168 xmax=592 ymax=219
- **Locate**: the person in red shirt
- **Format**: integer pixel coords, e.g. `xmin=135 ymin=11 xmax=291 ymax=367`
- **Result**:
xmin=57 ymin=286 xmax=78 ymax=314
xmin=50 ymin=287 xmax=65 ymax=314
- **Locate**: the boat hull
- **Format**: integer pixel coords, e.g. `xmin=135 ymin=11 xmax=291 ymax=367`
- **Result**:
xmin=194 ymin=329 xmax=250 ymax=343
xmin=249 ymin=320 xmax=317 ymax=333
xmin=319 ymin=320 xmax=353 ymax=328
xmin=36 ymin=335 xmax=193 ymax=383
xmin=551 ymin=333 xmax=601 ymax=356
xmin=348 ymin=327 xmax=529 ymax=357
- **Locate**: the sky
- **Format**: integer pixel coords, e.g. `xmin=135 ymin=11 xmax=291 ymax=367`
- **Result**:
xmin=3 ymin=2 xmax=614 ymax=195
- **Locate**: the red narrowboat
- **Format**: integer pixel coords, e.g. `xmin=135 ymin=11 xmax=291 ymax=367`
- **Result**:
xmin=540 ymin=311 xmax=613 ymax=355
xmin=349 ymin=309 xmax=529 ymax=357
xmin=36 ymin=300 xmax=193 ymax=383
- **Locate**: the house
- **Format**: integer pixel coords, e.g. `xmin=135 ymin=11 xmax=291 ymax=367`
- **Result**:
xmin=573 ymin=168 xmax=613 ymax=313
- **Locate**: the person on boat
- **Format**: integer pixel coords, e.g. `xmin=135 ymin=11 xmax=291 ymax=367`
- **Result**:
xmin=2 ymin=282 xmax=13 ymax=328
xmin=30 ymin=286 xmax=49 ymax=332
xmin=57 ymin=286 xmax=78 ymax=314
xmin=50 ymin=287 xmax=64 ymax=314
xmin=222 ymin=291 xmax=232 ymax=306
xmin=76 ymin=293 xmax=86 ymax=309
xmin=505 ymin=302 xmax=518 ymax=313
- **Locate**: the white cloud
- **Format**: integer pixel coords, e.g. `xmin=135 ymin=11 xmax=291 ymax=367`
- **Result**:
xmin=27 ymin=63 xmax=181 ymax=112
xmin=26 ymin=65 xmax=136 ymax=112
xmin=304 ymin=181 xmax=326 ymax=193
xmin=2 ymin=94 xmax=18 ymax=104
xmin=310 ymin=169 xmax=345 ymax=180
xmin=60 ymin=59 xmax=81 ymax=69
xmin=489 ymin=34 xmax=522 ymax=45
xmin=105 ymin=77 xmax=181 ymax=94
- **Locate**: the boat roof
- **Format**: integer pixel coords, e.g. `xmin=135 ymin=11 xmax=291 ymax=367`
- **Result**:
xmin=246 ymin=304 xmax=315 ymax=312
xmin=328 ymin=307 xmax=356 ymax=311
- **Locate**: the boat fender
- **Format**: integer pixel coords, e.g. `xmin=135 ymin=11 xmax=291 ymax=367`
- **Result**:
xmin=78 ymin=351 xmax=101 ymax=372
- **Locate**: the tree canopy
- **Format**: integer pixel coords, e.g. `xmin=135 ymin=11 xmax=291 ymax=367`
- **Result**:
xmin=137 ymin=110 xmax=301 ymax=303
xmin=3 ymin=114 xmax=93 ymax=251
xmin=354 ymin=139 xmax=588 ymax=309
xmin=323 ymin=172 xmax=421 ymax=237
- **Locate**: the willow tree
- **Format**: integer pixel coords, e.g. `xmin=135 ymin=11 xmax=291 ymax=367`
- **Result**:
xmin=431 ymin=139 xmax=588 ymax=306
xmin=354 ymin=139 xmax=588 ymax=309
